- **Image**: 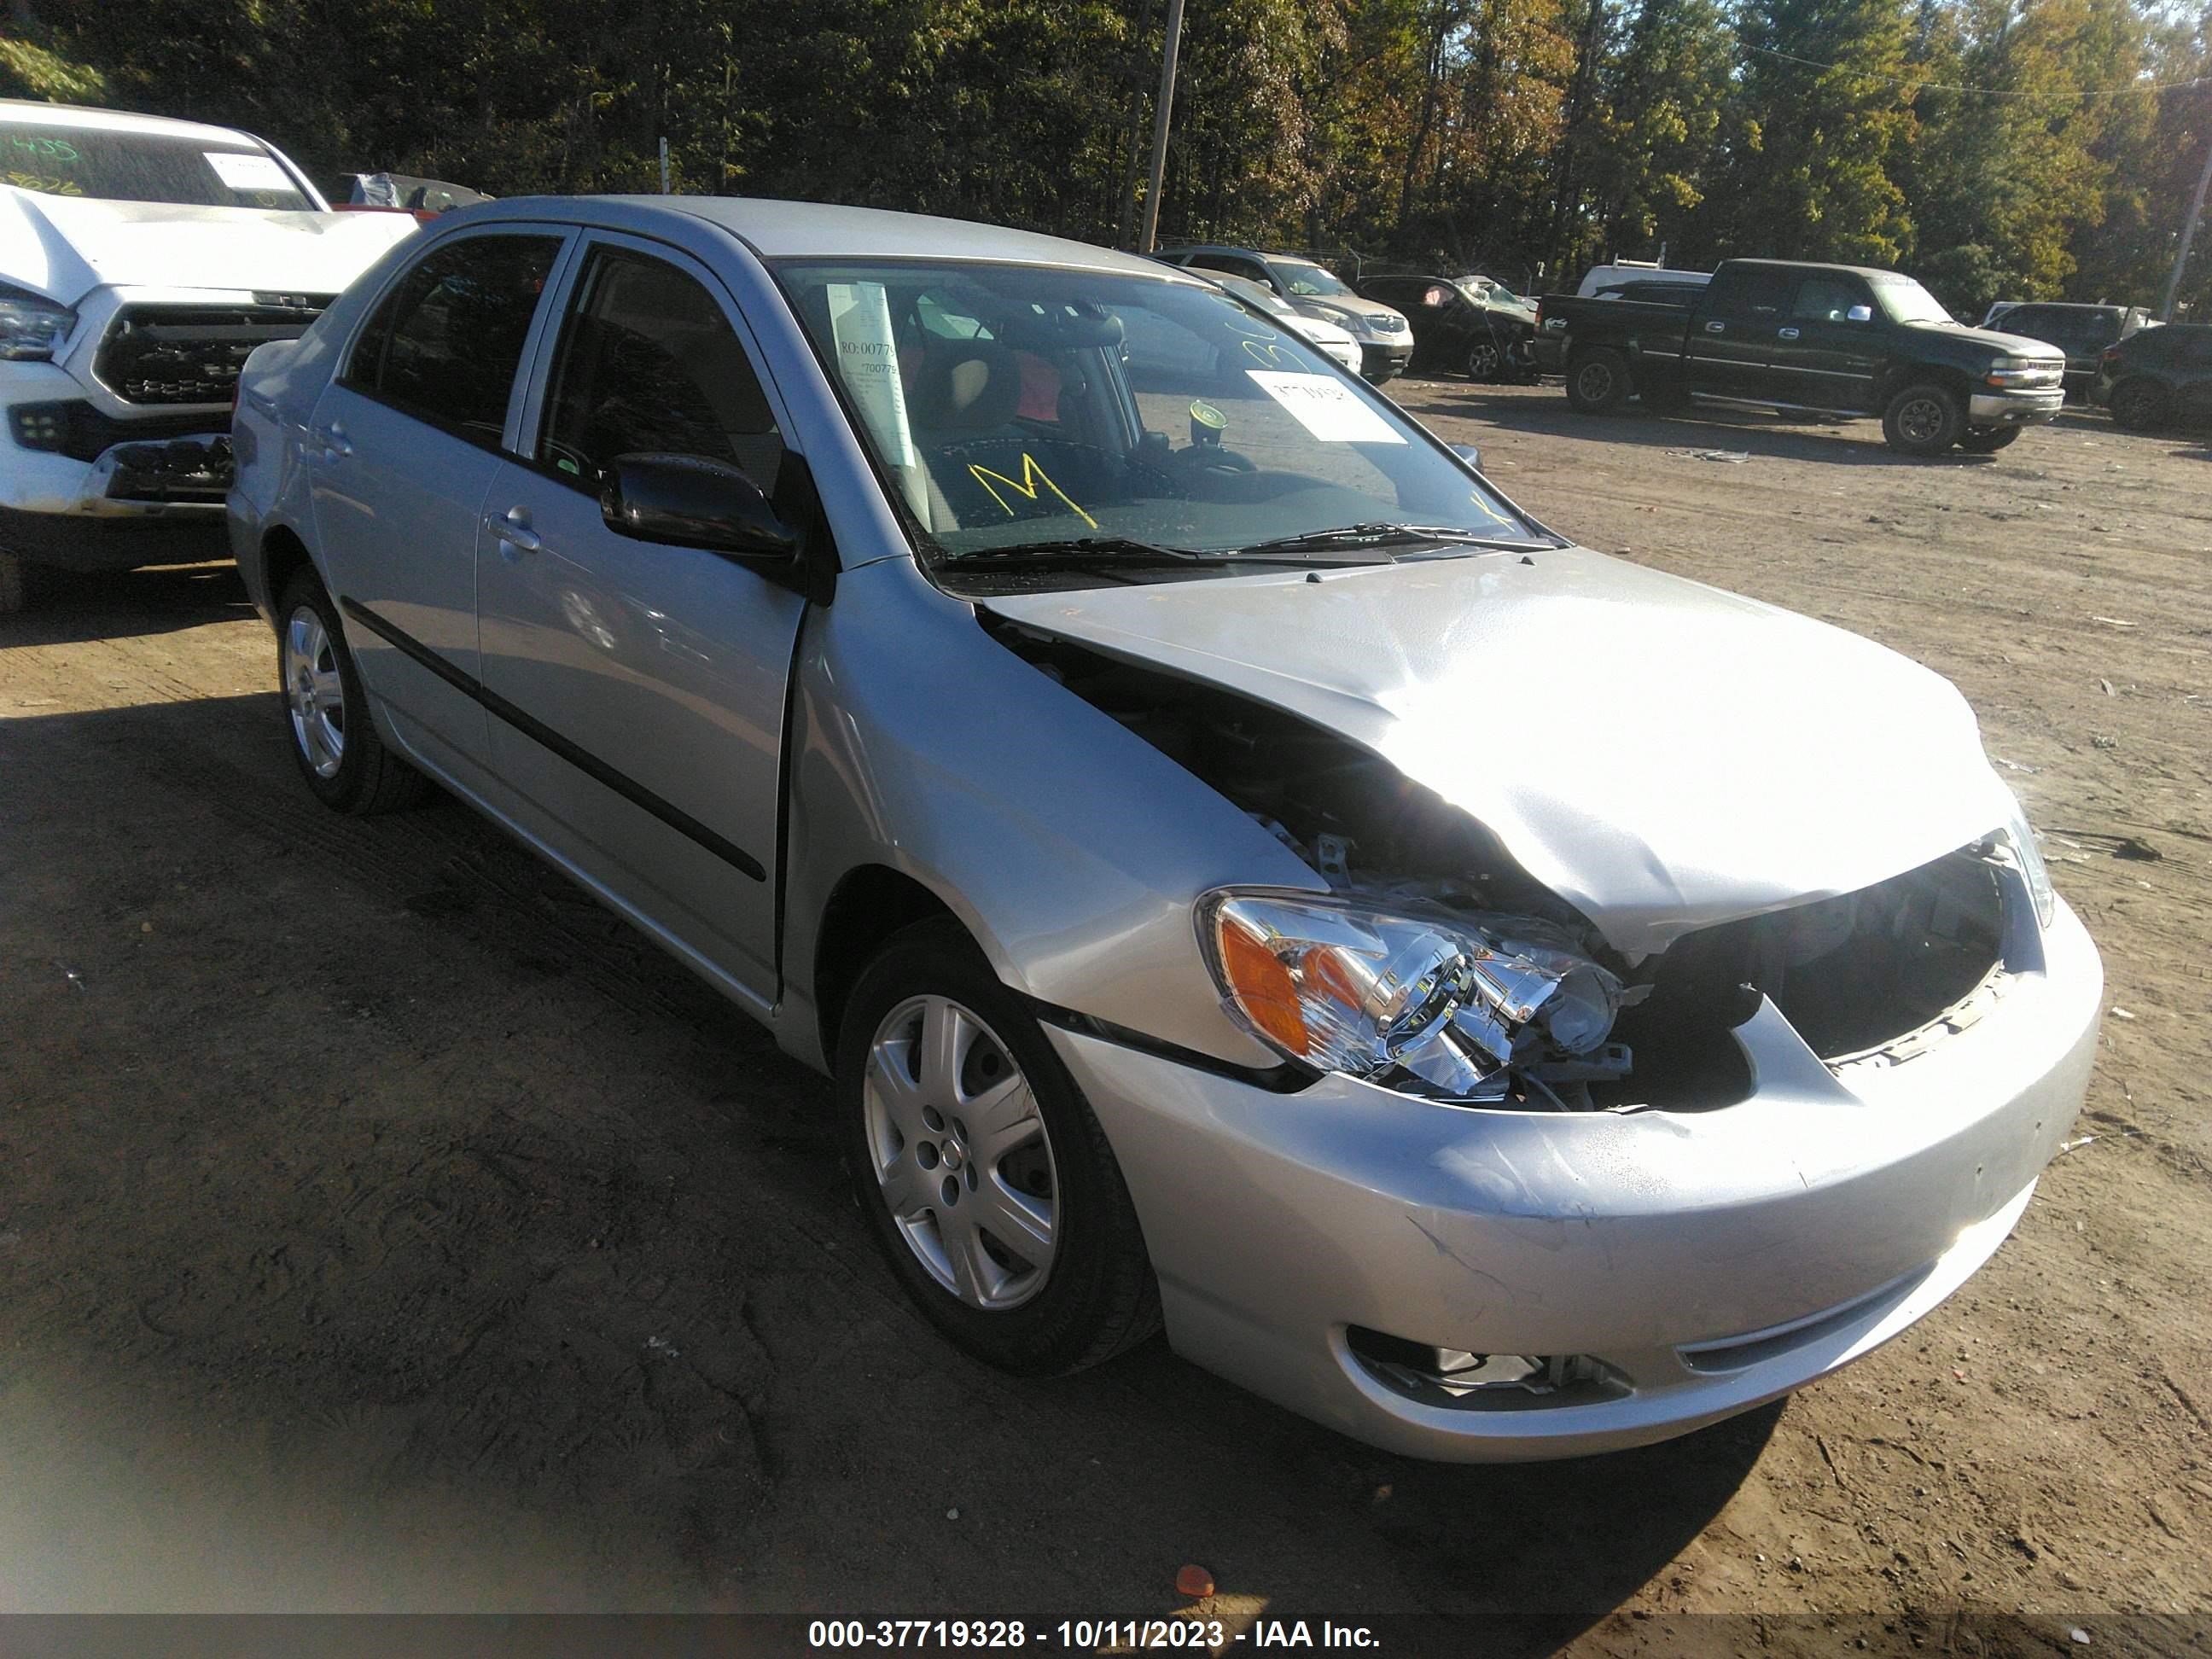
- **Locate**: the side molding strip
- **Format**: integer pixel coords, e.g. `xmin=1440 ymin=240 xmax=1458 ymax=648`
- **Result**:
xmin=337 ymin=596 xmax=767 ymax=883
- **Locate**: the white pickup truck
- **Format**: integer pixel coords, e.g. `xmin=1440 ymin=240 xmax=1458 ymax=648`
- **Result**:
xmin=1 ymin=99 xmax=420 ymax=611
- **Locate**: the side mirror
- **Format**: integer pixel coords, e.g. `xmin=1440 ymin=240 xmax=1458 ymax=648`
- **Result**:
xmin=1450 ymin=442 xmax=1483 ymax=472
xmin=1846 ymin=305 xmax=1873 ymax=323
xmin=602 ymin=453 xmax=799 ymax=560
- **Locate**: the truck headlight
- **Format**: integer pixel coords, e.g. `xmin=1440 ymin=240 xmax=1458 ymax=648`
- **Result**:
xmin=1198 ymin=890 xmax=1626 ymax=1100
xmin=0 ymin=282 xmax=77 ymax=361
xmin=2002 ymin=800 xmax=2056 ymax=928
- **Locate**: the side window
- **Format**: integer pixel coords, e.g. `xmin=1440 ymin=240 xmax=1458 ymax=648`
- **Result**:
xmin=538 ymin=247 xmax=785 ymax=492
xmin=1793 ymin=276 xmax=1866 ymax=322
xmin=1708 ymin=268 xmax=1794 ymax=320
xmin=346 ymin=233 xmax=562 ymax=440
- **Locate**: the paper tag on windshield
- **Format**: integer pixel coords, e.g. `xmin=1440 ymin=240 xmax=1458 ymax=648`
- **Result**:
xmin=205 ymin=151 xmax=293 ymax=192
xmin=827 ymin=282 xmax=917 ymax=469
xmin=1245 ymin=370 xmax=1405 ymax=443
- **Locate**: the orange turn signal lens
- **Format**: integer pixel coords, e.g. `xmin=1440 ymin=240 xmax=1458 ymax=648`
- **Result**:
xmin=1217 ymin=915 xmax=1310 ymax=1056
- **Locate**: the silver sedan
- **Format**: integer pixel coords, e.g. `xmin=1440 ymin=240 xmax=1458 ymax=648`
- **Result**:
xmin=227 ymin=195 xmax=2101 ymax=1460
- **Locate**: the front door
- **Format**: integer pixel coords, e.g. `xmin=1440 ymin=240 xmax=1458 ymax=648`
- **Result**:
xmin=306 ymin=228 xmax=569 ymax=776
xmin=1766 ymin=273 xmax=1882 ymax=411
xmin=474 ymin=236 xmax=808 ymax=1007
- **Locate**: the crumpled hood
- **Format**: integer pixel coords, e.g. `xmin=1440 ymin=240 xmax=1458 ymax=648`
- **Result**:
xmin=0 ymin=189 xmax=418 ymax=306
xmin=981 ymin=547 xmax=2017 ymax=960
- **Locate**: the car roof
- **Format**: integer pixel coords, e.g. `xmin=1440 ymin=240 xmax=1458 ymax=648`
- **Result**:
xmin=467 ymin=195 xmax=1191 ymax=277
xmin=1160 ymin=243 xmax=1326 ymax=265
xmin=0 ymin=97 xmax=269 ymax=148
xmin=1723 ymin=258 xmax=1927 ymax=283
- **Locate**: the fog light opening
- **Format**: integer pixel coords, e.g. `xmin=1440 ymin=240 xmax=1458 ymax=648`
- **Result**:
xmin=1345 ymin=1326 xmax=1631 ymax=1410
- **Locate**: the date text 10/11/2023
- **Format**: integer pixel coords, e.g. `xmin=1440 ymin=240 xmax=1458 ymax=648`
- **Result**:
xmin=806 ymin=1621 xmax=1383 ymax=1650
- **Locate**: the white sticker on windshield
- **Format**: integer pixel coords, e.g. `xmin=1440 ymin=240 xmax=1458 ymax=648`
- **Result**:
xmin=1245 ymin=370 xmax=1405 ymax=444
xmin=827 ymin=282 xmax=917 ymax=469
xmin=205 ymin=151 xmax=292 ymax=192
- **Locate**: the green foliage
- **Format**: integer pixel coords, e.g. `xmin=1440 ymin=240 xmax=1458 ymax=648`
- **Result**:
xmin=1 ymin=0 xmax=2191 ymax=307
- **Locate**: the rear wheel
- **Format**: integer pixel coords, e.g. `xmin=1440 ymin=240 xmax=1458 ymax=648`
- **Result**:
xmin=1566 ymin=347 xmax=1632 ymax=415
xmin=1882 ymin=382 xmax=1965 ymax=456
xmin=277 ymin=569 xmax=430 ymax=814
xmin=1957 ymin=425 xmax=2021 ymax=453
xmin=2107 ymin=377 xmax=2170 ymax=432
xmin=838 ymin=918 xmax=1160 ymax=1376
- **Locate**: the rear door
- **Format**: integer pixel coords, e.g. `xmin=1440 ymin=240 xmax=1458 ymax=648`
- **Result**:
xmin=1766 ymin=272 xmax=1882 ymax=410
xmin=473 ymin=233 xmax=808 ymax=1007
xmin=307 ymin=226 xmax=571 ymax=777
xmin=1685 ymin=265 xmax=1793 ymax=396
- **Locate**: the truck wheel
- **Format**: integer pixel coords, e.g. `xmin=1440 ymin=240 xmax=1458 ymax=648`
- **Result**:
xmin=838 ymin=917 xmax=1161 ymax=1376
xmin=1957 ymin=425 xmax=2020 ymax=453
xmin=1566 ymin=348 xmax=1632 ymax=415
xmin=2107 ymin=378 xmax=2169 ymax=432
xmin=1882 ymin=383 xmax=1965 ymax=456
xmin=277 ymin=569 xmax=431 ymax=814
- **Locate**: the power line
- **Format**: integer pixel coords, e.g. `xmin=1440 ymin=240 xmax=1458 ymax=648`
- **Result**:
xmin=1744 ymin=42 xmax=2209 ymax=97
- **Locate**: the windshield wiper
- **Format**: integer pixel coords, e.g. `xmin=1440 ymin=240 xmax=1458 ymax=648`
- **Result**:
xmin=944 ymin=536 xmax=1393 ymax=571
xmin=1235 ymin=522 xmax=1558 ymax=556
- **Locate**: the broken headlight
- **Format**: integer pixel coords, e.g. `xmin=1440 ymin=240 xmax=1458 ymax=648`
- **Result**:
xmin=0 ymin=282 xmax=75 ymax=362
xmin=1199 ymin=889 xmax=1628 ymax=1101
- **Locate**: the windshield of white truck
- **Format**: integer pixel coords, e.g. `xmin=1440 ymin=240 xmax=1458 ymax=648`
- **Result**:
xmin=777 ymin=259 xmax=1538 ymax=564
xmin=0 ymin=124 xmax=314 ymax=211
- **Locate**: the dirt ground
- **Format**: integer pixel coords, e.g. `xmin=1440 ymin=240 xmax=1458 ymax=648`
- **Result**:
xmin=2 ymin=386 xmax=2208 ymax=1648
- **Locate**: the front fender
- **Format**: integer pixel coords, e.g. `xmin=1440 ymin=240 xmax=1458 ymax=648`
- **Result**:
xmin=778 ymin=556 xmax=1319 ymax=1074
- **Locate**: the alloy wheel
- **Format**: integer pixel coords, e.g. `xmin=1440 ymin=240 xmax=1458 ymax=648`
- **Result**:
xmin=282 ymin=605 xmax=346 ymax=779
xmin=1468 ymin=341 xmax=1500 ymax=380
xmin=861 ymin=994 xmax=1060 ymax=1311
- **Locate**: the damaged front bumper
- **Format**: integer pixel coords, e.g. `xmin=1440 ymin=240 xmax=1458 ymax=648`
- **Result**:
xmin=1051 ymin=888 xmax=2100 ymax=1461
xmin=0 ymin=424 xmax=233 ymax=570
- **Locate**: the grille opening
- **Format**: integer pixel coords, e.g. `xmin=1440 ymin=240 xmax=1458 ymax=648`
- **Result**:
xmin=95 ymin=302 xmax=327 ymax=405
xmin=1626 ymin=844 xmax=2007 ymax=1072
xmin=1346 ymin=1326 xmax=1631 ymax=1411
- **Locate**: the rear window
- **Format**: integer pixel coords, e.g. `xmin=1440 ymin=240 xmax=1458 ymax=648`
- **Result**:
xmin=1 ymin=122 xmax=313 ymax=210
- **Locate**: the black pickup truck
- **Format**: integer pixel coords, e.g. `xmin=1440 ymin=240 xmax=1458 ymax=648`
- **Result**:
xmin=1534 ymin=259 xmax=2067 ymax=455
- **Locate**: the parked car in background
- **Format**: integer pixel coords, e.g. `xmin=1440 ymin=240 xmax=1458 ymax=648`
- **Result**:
xmin=1538 ymin=259 xmax=2065 ymax=456
xmin=230 ymin=194 xmax=2098 ymax=1463
xmin=1357 ymin=273 xmax=1540 ymax=381
xmin=333 ymin=171 xmax=492 ymax=224
xmin=1208 ymin=272 xmax=1364 ymax=374
xmin=0 ymin=99 xmax=419 ymax=611
xmin=2095 ymin=322 xmax=2212 ymax=430
xmin=1979 ymin=301 xmax=2151 ymax=400
xmin=1153 ymin=244 xmax=1412 ymax=381
xmin=1575 ymin=261 xmax=1710 ymax=298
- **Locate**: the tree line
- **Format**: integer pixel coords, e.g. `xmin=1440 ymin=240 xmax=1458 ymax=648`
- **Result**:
xmin=4 ymin=0 xmax=2207 ymax=317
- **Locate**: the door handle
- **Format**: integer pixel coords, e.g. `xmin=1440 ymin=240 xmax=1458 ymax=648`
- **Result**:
xmin=314 ymin=422 xmax=352 ymax=460
xmin=1778 ymin=327 xmax=1801 ymax=341
xmin=1704 ymin=320 xmax=1726 ymax=334
xmin=486 ymin=506 xmax=541 ymax=555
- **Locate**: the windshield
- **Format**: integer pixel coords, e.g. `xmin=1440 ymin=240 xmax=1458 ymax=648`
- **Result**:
xmin=776 ymin=259 xmax=1534 ymax=565
xmin=1875 ymin=276 xmax=1956 ymax=327
xmin=1216 ymin=273 xmax=1294 ymax=318
xmin=1269 ymin=259 xmax=1355 ymax=298
xmin=0 ymin=122 xmax=313 ymax=210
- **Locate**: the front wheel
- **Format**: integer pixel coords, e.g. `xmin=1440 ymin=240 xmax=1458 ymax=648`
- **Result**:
xmin=276 ymin=570 xmax=430 ymax=814
xmin=1882 ymin=382 xmax=1965 ymax=456
xmin=1957 ymin=425 xmax=2021 ymax=453
xmin=1565 ymin=347 xmax=1633 ymax=415
xmin=1464 ymin=338 xmax=1502 ymax=381
xmin=838 ymin=918 xmax=1160 ymax=1376
xmin=2107 ymin=377 xmax=2169 ymax=432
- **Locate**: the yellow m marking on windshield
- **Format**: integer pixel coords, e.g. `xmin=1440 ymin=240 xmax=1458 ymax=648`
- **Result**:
xmin=968 ymin=453 xmax=1098 ymax=529
xmin=1242 ymin=338 xmax=1298 ymax=368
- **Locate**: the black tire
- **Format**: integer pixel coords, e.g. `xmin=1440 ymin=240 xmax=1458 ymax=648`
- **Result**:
xmin=1565 ymin=346 xmax=1633 ymax=415
xmin=1464 ymin=337 xmax=1502 ymax=381
xmin=1882 ymin=381 xmax=1965 ymax=456
xmin=837 ymin=917 xmax=1161 ymax=1376
xmin=2107 ymin=377 xmax=2170 ymax=433
xmin=276 ymin=568 xmax=430 ymax=814
xmin=1958 ymin=425 xmax=2021 ymax=453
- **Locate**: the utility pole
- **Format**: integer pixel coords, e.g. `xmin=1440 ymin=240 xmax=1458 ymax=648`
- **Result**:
xmin=1137 ymin=0 xmax=1187 ymax=253
xmin=2159 ymin=129 xmax=2212 ymax=320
